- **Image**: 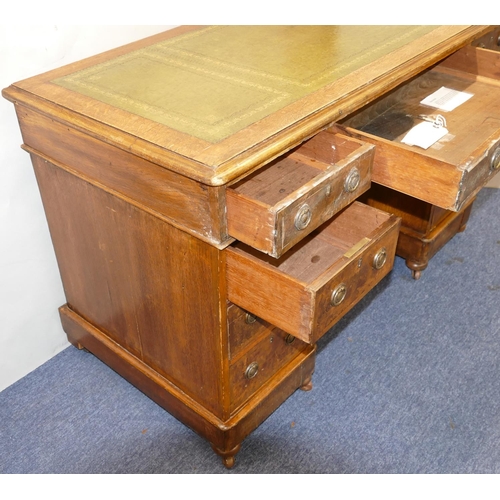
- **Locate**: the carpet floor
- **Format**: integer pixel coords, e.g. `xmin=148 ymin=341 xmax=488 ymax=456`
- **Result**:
xmin=1 ymin=188 xmax=499 ymax=474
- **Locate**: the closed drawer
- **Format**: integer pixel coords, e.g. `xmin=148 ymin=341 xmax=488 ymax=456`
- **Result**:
xmin=226 ymin=131 xmax=374 ymax=258
xmin=226 ymin=202 xmax=400 ymax=344
xmin=227 ymin=302 xmax=271 ymax=361
xmin=229 ymin=327 xmax=307 ymax=412
xmin=335 ymin=46 xmax=500 ymax=211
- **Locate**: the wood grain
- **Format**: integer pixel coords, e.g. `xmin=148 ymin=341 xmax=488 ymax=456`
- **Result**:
xmin=361 ymin=184 xmax=475 ymax=276
xmin=4 ymin=25 xmax=494 ymax=466
xmin=226 ymin=202 xmax=400 ymax=343
xmin=60 ymin=303 xmax=316 ymax=456
xmin=17 ymin=105 xmax=228 ymax=246
xmin=229 ymin=329 xmax=307 ymax=413
xmin=226 ymin=132 xmax=374 ymax=257
xmin=3 ymin=26 xmax=491 ymax=185
xmin=32 ymin=156 xmax=225 ymax=417
xmin=337 ymin=47 xmax=500 ymax=210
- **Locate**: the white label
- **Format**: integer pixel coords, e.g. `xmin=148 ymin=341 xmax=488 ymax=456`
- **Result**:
xmin=401 ymin=121 xmax=448 ymax=149
xmin=420 ymin=86 xmax=473 ymax=112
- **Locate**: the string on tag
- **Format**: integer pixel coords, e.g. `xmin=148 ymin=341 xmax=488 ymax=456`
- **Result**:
xmin=417 ymin=114 xmax=447 ymax=128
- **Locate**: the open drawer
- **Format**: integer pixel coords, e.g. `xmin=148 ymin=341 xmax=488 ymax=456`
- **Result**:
xmin=226 ymin=131 xmax=374 ymax=258
xmin=225 ymin=202 xmax=400 ymax=344
xmin=334 ymin=46 xmax=500 ymax=212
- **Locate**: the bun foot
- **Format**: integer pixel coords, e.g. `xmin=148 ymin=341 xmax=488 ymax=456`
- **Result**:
xmin=211 ymin=443 xmax=241 ymax=469
xmin=300 ymin=377 xmax=313 ymax=391
xmin=406 ymin=260 xmax=426 ymax=280
xmin=73 ymin=342 xmax=89 ymax=352
xmin=411 ymin=270 xmax=422 ymax=280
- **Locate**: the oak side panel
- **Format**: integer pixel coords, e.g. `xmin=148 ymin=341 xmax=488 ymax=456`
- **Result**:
xmin=16 ymin=104 xmax=228 ymax=246
xmin=32 ymin=156 xmax=225 ymax=417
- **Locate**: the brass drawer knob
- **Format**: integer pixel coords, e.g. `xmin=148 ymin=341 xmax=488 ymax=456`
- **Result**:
xmin=344 ymin=167 xmax=361 ymax=193
xmin=295 ymin=204 xmax=312 ymax=231
xmin=373 ymin=247 xmax=387 ymax=270
xmin=245 ymin=362 xmax=259 ymax=379
xmin=245 ymin=313 xmax=257 ymax=324
xmin=331 ymin=283 xmax=347 ymax=307
xmin=285 ymin=334 xmax=296 ymax=344
xmin=491 ymin=147 xmax=500 ymax=171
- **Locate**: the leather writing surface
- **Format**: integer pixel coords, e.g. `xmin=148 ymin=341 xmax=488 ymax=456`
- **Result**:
xmin=52 ymin=26 xmax=435 ymax=143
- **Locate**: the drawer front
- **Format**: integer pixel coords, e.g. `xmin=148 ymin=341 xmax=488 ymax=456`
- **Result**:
xmin=226 ymin=132 xmax=374 ymax=258
xmin=311 ymin=222 xmax=399 ymax=335
xmin=229 ymin=328 xmax=306 ymax=412
xmin=336 ymin=46 xmax=500 ymax=211
xmin=226 ymin=202 xmax=401 ymax=344
xmin=227 ymin=303 xmax=271 ymax=361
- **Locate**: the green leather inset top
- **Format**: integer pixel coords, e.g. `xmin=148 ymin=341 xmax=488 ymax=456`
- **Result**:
xmin=53 ymin=26 xmax=435 ymax=143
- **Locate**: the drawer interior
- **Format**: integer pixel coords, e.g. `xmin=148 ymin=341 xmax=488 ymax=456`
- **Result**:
xmin=232 ymin=202 xmax=390 ymax=284
xmin=226 ymin=201 xmax=400 ymax=343
xmin=342 ymin=66 xmax=500 ymax=167
xmin=230 ymin=132 xmax=363 ymax=204
xmin=336 ymin=46 xmax=500 ymax=211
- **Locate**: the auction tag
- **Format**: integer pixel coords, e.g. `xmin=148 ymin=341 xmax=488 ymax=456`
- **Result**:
xmin=420 ymin=86 xmax=473 ymax=112
xmin=401 ymin=121 xmax=448 ymax=149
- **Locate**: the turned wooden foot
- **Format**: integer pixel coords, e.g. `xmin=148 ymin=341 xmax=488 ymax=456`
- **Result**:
xmin=211 ymin=443 xmax=241 ymax=469
xmin=406 ymin=260 xmax=427 ymax=280
xmin=299 ymin=376 xmax=313 ymax=391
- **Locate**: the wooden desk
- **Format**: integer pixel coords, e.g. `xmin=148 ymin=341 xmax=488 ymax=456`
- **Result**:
xmin=3 ymin=25 xmax=496 ymax=467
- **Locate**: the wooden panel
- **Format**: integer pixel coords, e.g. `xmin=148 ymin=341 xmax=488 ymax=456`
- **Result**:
xmin=226 ymin=202 xmax=400 ymax=343
xmin=32 ymin=157 xmax=225 ymax=417
xmin=311 ymin=220 xmax=399 ymax=336
xmin=227 ymin=132 xmax=373 ymax=257
xmin=362 ymin=188 xmax=476 ymax=277
xmin=441 ymin=45 xmax=500 ymax=80
xmin=227 ymin=304 xmax=270 ymax=361
xmin=470 ymin=27 xmax=500 ymax=52
xmin=229 ymin=329 xmax=307 ymax=413
xmin=60 ymin=303 xmax=316 ymax=455
xmin=3 ymin=26 xmax=491 ymax=185
xmin=360 ymin=184 xmax=445 ymax=234
xmin=16 ymin=105 xmax=228 ymax=246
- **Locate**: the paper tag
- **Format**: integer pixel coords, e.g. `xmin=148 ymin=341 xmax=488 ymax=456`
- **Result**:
xmin=401 ymin=121 xmax=448 ymax=149
xmin=420 ymin=86 xmax=473 ymax=112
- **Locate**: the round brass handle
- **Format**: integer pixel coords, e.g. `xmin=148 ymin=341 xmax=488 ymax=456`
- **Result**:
xmin=245 ymin=362 xmax=259 ymax=379
xmin=491 ymin=147 xmax=500 ymax=171
xmin=295 ymin=204 xmax=312 ymax=231
xmin=245 ymin=313 xmax=257 ymax=324
xmin=285 ymin=334 xmax=296 ymax=344
xmin=331 ymin=283 xmax=347 ymax=307
xmin=344 ymin=167 xmax=361 ymax=193
xmin=373 ymin=247 xmax=388 ymax=270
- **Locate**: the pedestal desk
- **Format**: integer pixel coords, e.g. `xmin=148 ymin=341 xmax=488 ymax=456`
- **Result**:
xmin=4 ymin=26 xmax=499 ymax=467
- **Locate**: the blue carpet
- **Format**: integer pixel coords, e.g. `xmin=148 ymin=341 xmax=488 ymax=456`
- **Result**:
xmin=1 ymin=188 xmax=499 ymax=473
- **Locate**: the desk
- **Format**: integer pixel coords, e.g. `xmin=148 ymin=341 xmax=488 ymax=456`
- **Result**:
xmin=3 ymin=25 xmax=496 ymax=467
